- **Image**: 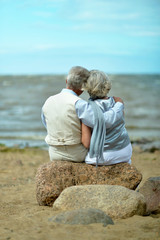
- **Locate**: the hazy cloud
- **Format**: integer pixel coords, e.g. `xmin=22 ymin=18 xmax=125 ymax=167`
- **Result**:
xmin=131 ymin=31 xmax=160 ymax=37
xmin=33 ymin=11 xmax=53 ymax=18
xmin=1 ymin=0 xmax=160 ymax=73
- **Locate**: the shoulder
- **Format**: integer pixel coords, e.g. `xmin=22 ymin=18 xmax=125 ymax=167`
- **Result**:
xmin=59 ymin=91 xmax=81 ymax=102
xmin=95 ymin=97 xmax=115 ymax=110
xmin=75 ymin=99 xmax=93 ymax=115
xmin=75 ymin=98 xmax=87 ymax=105
xmin=43 ymin=93 xmax=59 ymax=104
xmin=75 ymin=99 xmax=95 ymax=127
xmin=75 ymin=99 xmax=91 ymax=111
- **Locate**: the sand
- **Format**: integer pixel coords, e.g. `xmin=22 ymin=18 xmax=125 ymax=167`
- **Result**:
xmin=0 ymin=145 xmax=160 ymax=240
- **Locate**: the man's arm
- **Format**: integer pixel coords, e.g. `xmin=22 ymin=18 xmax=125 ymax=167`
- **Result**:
xmin=75 ymin=98 xmax=124 ymax=128
xmin=41 ymin=110 xmax=47 ymax=128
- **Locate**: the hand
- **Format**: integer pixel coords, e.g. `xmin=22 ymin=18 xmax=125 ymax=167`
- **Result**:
xmin=113 ymin=96 xmax=124 ymax=104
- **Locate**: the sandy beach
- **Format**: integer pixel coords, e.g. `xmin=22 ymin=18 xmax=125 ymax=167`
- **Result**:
xmin=0 ymin=145 xmax=160 ymax=240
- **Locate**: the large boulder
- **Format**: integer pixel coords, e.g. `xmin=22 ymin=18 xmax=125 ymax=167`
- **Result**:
xmin=138 ymin=176 xmax=160 ymax=214
xmin=48 ymin=208 xmax=114 ymax=226
xmin=52 ymin=185 xmax=146 ymax=219
xmin=35 ymin=160 xmax=142 ymax=206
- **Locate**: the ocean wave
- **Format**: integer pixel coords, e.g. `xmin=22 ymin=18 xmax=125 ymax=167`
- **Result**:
xmin=0 ymin=74 xmax=160 ymax=145
xmin=0 ymin=135 xmax=45 ymax=141
xmin=127 ymin=125 xmax=160 ymax=130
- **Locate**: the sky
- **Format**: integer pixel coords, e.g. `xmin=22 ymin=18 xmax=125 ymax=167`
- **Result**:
xmin=0 ymin=0 xmax=160 ymax=74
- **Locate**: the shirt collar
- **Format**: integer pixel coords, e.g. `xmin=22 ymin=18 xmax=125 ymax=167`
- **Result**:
xmin=61 ymin=88 xmax=78 ymax=96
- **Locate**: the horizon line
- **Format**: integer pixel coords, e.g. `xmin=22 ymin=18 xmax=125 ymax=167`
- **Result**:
xmin=0 ymin=72 xmax=160 ymax=76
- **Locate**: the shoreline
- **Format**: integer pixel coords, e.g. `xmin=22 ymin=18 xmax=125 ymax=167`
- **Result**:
xmin=0 ymin=145 xmax=160 ymax=239
xmin=1 ymin=136 xmax=160 ymax=153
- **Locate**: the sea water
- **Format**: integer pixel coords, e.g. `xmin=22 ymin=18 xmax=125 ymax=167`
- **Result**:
xmin=0 ymin=74 xmax=160 ymax=148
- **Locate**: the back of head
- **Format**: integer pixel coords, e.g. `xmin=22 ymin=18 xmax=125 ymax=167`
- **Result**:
xmin=84 ymin=70 xmax=111 ymax=99
xmin=67 ymin=66 xmax=90 ymax=90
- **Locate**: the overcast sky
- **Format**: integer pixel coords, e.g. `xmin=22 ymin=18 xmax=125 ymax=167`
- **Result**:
xmin=0 ymin=0 xmax=160 ymax=74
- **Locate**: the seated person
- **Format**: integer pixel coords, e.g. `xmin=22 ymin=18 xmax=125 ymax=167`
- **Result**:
xmin=81 ymin=70 xmax=132 ymax=166
xmin=42 ymin=66 xmax=125 ymax=162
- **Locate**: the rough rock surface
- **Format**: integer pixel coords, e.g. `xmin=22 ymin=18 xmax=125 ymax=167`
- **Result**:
xmin=138 ymin=176 xmax=160 ymax=214
xmin=48 ymin=208 xmax=114 ymax=226
xmin=35 ymin=161 xmax=142 ymax=206
xmin=53 ymin=185 xmax=146 ymax=219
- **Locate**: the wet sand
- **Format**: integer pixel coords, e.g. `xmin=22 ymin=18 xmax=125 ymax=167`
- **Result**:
xmin=0 ymin=146 xmax=160 ymax=240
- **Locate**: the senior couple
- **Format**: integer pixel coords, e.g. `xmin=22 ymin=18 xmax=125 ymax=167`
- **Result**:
xmin=42 ymin=66 xmax=132 ymax=166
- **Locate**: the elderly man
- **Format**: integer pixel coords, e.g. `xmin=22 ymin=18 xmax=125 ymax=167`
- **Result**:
xmin=41 ymin=66 xmax=124 ymax=162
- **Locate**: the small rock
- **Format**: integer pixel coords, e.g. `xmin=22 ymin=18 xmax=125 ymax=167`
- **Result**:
xmin=138 ymin=176 xmax=160 ymax=214
xmin=16 ymin=160 xmax=23 ymax=166
xmin=53 ymin=185 xmax=146 ymax=219
xmin=140 ymin=141 xmax=160 ymax=152
xmin=49 ymin=208 xmax=114 ymax=226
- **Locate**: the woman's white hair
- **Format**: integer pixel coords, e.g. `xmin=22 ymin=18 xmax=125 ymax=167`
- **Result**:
xmin=67 ymin=66 xmax=90 ymax=90
xmin=83 ymin=70 xmax=111 ymax=99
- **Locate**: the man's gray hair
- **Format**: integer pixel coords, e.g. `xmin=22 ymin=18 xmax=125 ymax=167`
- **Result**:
xmin=67 ymin=66 xmax=90 ymax=90
xmin=84 ymin=70 xmax=111 ymax=99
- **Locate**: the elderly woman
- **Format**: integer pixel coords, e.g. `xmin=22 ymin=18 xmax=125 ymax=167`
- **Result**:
xmin=81 ymin=70 xmax=132 ymax=166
